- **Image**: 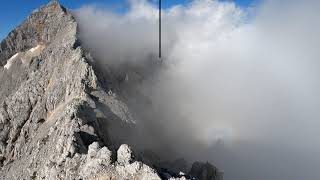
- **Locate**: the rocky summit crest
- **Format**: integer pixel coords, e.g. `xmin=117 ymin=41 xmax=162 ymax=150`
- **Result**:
xmin=0 ymin=1 xmax=222 ymax=179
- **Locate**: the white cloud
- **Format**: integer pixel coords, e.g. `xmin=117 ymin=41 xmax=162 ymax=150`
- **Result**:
xmin=74 ymin=1 xmax=320 ymax=179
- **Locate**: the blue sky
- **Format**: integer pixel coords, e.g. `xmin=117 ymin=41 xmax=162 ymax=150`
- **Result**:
xmin=0 ymin=0 xmax=254 ymax=41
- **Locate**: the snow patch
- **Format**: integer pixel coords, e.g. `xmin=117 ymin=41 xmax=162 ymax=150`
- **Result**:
xmin=3 ymin=44 xmax=45 ymax=70
xmin=29 ymin=45 xmax=41 ymax=53
xmin=4 ymin=53 xmax=19 ymax=69
xmin=21 ymin=44 xmax=45 ymax=64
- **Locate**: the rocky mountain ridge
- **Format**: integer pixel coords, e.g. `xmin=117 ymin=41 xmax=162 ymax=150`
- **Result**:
xmin=0 ymin=1 xmax=223 ymax=179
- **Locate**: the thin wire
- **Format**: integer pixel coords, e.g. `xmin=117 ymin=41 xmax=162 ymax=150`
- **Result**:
xmin=159 ymin=0 xmax=161 ymax=59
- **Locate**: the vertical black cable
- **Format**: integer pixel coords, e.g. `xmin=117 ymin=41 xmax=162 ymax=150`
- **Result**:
xmin=159 ymin=0 xmax=161 ymax=59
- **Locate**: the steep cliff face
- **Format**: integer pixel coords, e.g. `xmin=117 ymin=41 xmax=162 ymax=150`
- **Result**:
xmin=0 ymin=1 xmax=222 ymax=180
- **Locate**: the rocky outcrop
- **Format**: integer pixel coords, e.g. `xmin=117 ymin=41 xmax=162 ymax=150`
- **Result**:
xmin=0 ymin=1 xmax=222 ymax=179
xmin=190 ymin=162 xmax=223 ymax=180
xmin=0 ymin=1 xmax=72 ymax=66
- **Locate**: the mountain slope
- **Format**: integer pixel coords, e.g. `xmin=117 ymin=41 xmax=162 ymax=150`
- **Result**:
xmin=0 ymin=1 xmax=222 ymax=180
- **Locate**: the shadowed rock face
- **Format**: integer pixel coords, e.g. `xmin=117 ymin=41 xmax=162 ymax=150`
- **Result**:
xmin=190 ymin=162 xmax=223 ymax=180
xmin=0 ymin=1 xmax=222 ymax=180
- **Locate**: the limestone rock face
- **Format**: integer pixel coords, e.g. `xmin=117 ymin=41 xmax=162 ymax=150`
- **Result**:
xmin=117 ymin=144 xmax=134 ymax=165
xmin=0 ymin=1 xmax=72 ymax=66
xmin=0 ymin=1 xmax=222 ymax=180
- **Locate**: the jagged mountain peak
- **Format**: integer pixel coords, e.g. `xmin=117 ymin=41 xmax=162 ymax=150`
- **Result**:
xmin=0 ymin=1 xmax=222 ymax=180
xmin=0 ymin=0 xmax=75 ymax=66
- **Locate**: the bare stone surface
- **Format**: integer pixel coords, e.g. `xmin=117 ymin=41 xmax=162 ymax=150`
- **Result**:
xmin=117 ymin=144 xmax=134 ymax=165
xmin=0 ymin=1 xmax=222 ymax=180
